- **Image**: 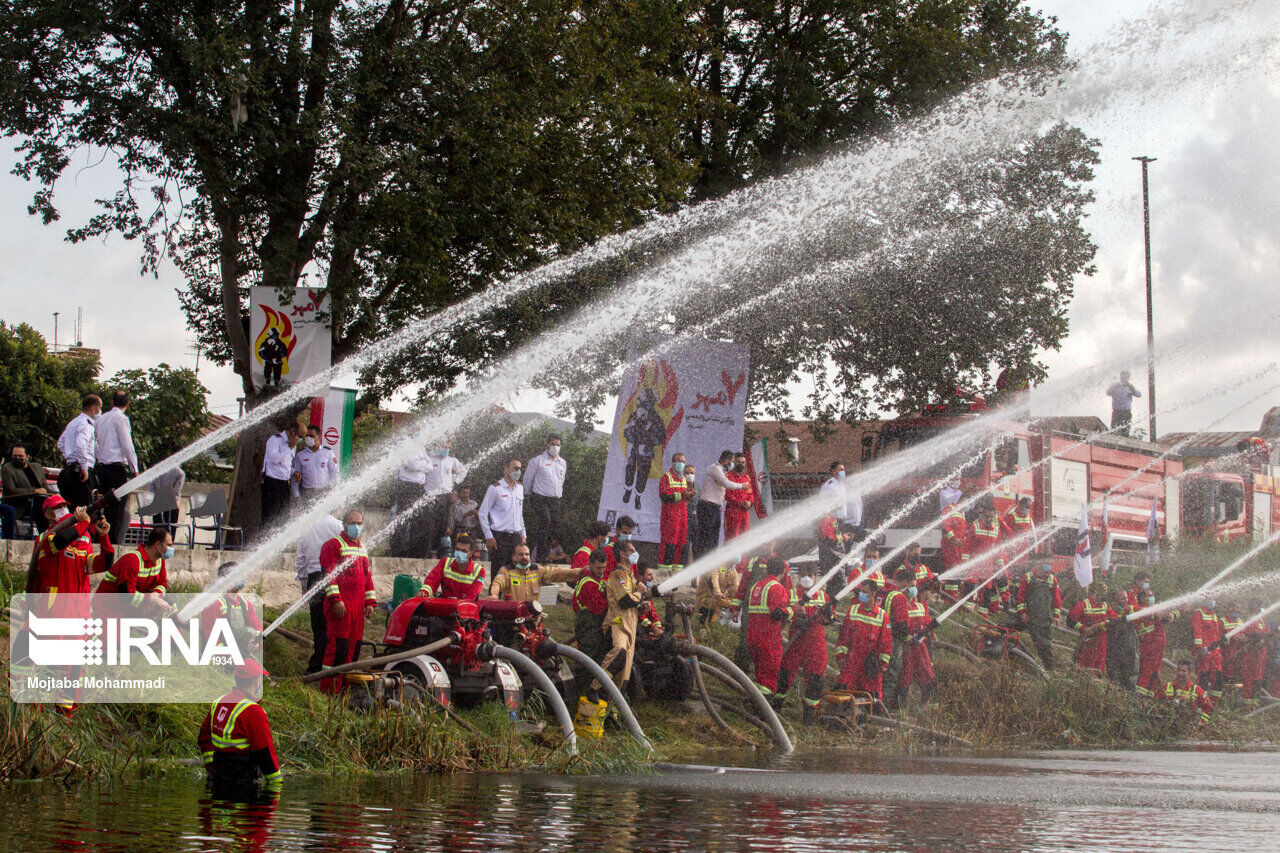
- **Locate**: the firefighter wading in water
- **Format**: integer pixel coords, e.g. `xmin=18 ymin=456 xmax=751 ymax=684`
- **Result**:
xmin=199 ymin=659 xmax=282 ymax=792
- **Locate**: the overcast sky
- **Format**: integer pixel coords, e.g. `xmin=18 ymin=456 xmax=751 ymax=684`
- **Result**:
xmin=5 ymin=0 xmax=1277 ymax=436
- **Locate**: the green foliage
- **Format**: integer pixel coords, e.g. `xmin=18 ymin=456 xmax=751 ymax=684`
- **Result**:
xmin=95 ymin=364 xmax=211 ymax=469
xmin=0 ymin=322 xmax=100 ymax=461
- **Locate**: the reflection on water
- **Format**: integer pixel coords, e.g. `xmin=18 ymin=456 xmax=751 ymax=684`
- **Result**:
xmin=2 ymin=751 xmax=1278 ymax=852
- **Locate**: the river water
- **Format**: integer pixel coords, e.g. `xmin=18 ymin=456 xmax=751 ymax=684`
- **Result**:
xmin=3 ymin=749 xmax=1277 ymax=851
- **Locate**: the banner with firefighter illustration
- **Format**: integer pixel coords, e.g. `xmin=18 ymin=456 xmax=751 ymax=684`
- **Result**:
xmin=249 ymin=287 xmax=331 ymax=389
xmin=597 ymin=337 xmax=750 ymax=542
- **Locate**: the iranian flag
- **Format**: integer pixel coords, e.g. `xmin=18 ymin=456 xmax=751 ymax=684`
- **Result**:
xmin=310 ymin=386 xmax=357 ymax=475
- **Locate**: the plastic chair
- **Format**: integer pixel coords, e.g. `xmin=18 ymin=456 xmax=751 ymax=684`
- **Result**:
xmin=188 ymin=488 xmax=242 ymax=550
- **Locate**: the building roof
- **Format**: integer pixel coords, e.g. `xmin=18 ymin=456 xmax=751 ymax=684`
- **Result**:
xmin=201 ymin=413 xmax=234 ymax=436
xmin=1156 ymin=431 xmax=1258 ymax=457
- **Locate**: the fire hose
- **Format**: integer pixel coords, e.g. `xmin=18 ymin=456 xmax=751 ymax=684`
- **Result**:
xmin=679 ymin=613 xmax=758 ymax=749
xmin=480 ymin=643 xmax=578 ymax=757
xmin=541 ymin=640 xmax=652 ymax=752
xmin=302 ymin=635 xmax=458 ymax=684
xmin=672 ymin=640 xmax=793 ymax=754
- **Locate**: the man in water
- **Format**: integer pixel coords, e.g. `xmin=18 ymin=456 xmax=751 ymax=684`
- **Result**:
xmin=1106 ymin=371 xmax=1141 ymax=437
xmin=199 ymin=660 xmax=282 ymax=792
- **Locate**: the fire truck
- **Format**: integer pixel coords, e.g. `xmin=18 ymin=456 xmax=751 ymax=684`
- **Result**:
xmin=863 ymin=412 xmax=1280 ymax=573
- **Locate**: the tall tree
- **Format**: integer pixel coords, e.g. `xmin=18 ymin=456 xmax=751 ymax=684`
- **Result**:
xmin=0 ymin=322 xmax=100 ymax=461
xmin=0 ymin=0 xmax=697 ymax=530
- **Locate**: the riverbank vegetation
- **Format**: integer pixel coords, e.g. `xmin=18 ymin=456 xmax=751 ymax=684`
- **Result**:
xmin=4 ymin=540 xmax=1280 ymax=784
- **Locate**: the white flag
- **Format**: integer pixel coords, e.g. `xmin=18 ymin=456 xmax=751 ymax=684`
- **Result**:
xmin=1146 ymin=501 xmax=1161 ymax=564
xmin=1073 ymin=501 xmax=1093 ymax=589
xmin=1099 ymin=495 xmax=1112 ymax=577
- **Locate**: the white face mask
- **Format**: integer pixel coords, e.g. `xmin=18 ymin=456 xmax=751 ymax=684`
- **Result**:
xmin=548 ymin=445 xmax=561 ymax=458
xmin=54 ymin=507 xmax=70 ymax=522
xmin=305 ymin=436 xmax=318 ymax=448
xmin=628 ymin=551 xmax=639 ymax=566
xmin=686 ymin=473 xmax=696 ymax=483
xmin=799 ymin=576 xmax=815 ymax=590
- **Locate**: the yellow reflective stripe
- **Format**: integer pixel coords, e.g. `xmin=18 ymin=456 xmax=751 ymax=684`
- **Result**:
xmin=747 ymin=579 xmax=782 ymax=614
xmin=441 ymin=558 xmax=483 ymax=584
xmin=210 ymin=699 xmax=255 ymax=750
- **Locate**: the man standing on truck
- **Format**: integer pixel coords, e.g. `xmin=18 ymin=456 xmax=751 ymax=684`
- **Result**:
xmin=1106 ymin=371 xmax=1142 ymax=437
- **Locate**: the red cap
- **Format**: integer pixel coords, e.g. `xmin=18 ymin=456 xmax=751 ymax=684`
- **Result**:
xmin=42 ymin=494 xmax=68 ymax=514
xmin=235 ymin=660 xmax=269 ymax=679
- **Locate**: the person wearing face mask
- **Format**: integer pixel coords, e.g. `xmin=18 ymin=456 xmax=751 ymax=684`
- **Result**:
xmin=591 ymin=539 xmax=652 ymax=697
xmin=888 ymin=566 xmax=936 ymax=709
xmin=834 ymin=578 xmax=893 ymax=702
xmin=1162 ymin=660 xmax=1213 ymax=723
xmin=722 ymin=452 xmax=757 ymax=542
xmin=317 ymin=511 xmax=376 ymax=694
xmin=290 ymin=425 xmax=340 ymax=503
xmin=778 ymin=564 xmax=832 ymax=723
xmin=94 ymin=525 xmax=173 ymax=617
xmin=19 ymin=496 xmax=113 ymax=714
xmin=696 ymin=450 xmax=747 ymax=556
xmin=422 ymin=443 xmax=468 ymax=560
xmin=683 ymin=464 xmax=700 ymax=563
xmin=261 ymin=419 xmax=303 ymax=533
xmin=1069 ymin=583 xmax=1117 ymax=676
xmin=1191 ymin=596 xmax=1226 ymax=699
xmin=819 ymin=460 xmax=864 ymax=541
xmin=636 ymin=565 xmax=665 ymax=639
xmin=479 ymin=459 xmax=527 ymax=579
xmin=1105 ymin=589 xmax=1139 ymax=690
xmin=658 ymin=453 xmax=693 ymax=568
xmin=2 ymin=443 xmax=51 ymax=538
xmin=572 ymin=521 xmax=612 ymax=570
xmin=487 ymin=542 xmax=579 ymax=603
xmin=1016 ymin=562 xmax=1062 ymax=672
xmin=1131 ymin=586 xmax=1177 ymax=698
xmin=745 ymin=556 xmax=793 ymax=708
xmin=603 ymin=516 xmax=636 ymax=578
xmin=421 ymin=533 xmax=486 ymax=602
xmin=524 ymin=435 xmax=567 ymax=564
xmin=56 ymin=393 xmax=102 ymax=510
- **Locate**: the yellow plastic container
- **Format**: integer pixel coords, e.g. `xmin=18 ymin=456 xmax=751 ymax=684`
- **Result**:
xmin=574 ymin=697 xmax=608 ymax=738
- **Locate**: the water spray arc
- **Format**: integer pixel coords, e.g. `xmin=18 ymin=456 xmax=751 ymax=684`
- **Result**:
xmin=1128 ymin=527 xmax=1280 ymax=623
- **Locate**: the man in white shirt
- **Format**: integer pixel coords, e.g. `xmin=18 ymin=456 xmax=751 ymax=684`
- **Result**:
xmin=261 ymin=420 xmax=302 ymax=531
xmin=695 ymin=449 xmax=748 ymax=557
xmin=291 ymin=424 xmax=341 ymax=502
xmin=1107 ymin=371 xmax=1142 ymax=437
xmin=148 ymin=465 xmax=186 ymax=537
xmin=56 ymin=393 xmax=102 ymax=509
xmin=525 ymin=434 xmax=567 ymax=563
xmin=479 ymin=458 xmax=526 ymax=574
xmin=95 ymin=390 xmax=140 ymax=544
xmin=422 ymin=443 xmax=468 ymax=558
xmin=390 ymin=448 xmax=435 ymax=557
xmin=819 ymin=460 xmax=864 ymax=538
xmin=296 ymin=512 xmax=344 ymax=674
xmin=939 ymin=480 xmax=963 ymax=515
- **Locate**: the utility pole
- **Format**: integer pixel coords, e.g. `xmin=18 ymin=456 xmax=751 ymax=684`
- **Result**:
xmin=52 ymin=312 xmax=59 ymax=352
xmin=1134 ymin=155 xmax=1158 ymax=442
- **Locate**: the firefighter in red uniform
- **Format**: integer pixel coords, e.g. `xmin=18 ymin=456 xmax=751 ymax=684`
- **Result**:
xmin=658 ymin=453 xmax=693 ymax=567
xmin=420 ymin=533 xmax=485 ymax=601
xmin=901 ymin=543 xmax=936 ymax=595
xmin=570 ymin=522 xmax=611 ymax=570
xmin=637 ymin=565 xmax=664 ymax=638
xmin=198 ymin=660 xmax=282 ymax=791
xmin=939 ymin=504 xmax=969 ymax=596
xmin=1240 ymin=599 xmax=1271 ymax=701
xmin=1002 ymin=496 xmax=1036 ymax=571
xmin=722 ymin=452 xmax=756 ymax=542
xmin=95 ymin=525 xmax=172 ymax=616
xmin=1130 ymin=581 xmax=1177 ymax=697
xmin=745 ymin=556 xmax=792 ymax=707
xmin=835 ymin=578 xmax=893 ymax=702
xmin=1220 ymin=604 xmax=1245 ymax=693
xmin=889 ymin=567 xmax=937 ymax=709
xmin=602 ymin=516 xmax=636 ymax=578
xmin=778 ymin=563 xmax=832 ymax=724
xmin=1191 ymin=597 xmax=1225 ymax=699
xmin=965 ymin=507 xmax=1004 ymax=584
xmin=1162 ymin=659 xmax=1213 ymax=723
xmin=200 ymin=562 xmax=264 ymax=641
xmin=318 ymin=511 xmax=376 ymax=694
xmin=1069 ymin=584 xmax=1116 ymax=675
xmin=18 ymin=497 xmax=113 ymax=713
xmin=571 ymin=550 xmax=610 ymax=698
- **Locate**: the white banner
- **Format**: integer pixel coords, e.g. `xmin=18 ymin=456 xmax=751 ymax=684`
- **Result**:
xmin=597 ymin=337 xmax=750 ymax=542
xmin=249 ymin=286 xmax=331 ymax=389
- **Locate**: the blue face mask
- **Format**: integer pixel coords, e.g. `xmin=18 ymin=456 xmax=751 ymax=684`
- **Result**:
xmin=438 ymin=448 xmax=449 ymax=458
xmin=619 ymin=533 xmax=632 ymax=542
xmin=1205 ymin=600 xmax=1216 ymax=611
xmin=1141 ymin=582 xmax=1150 ymax=590
xmin=906 ymin=586 xmax=918 ymax=599
xmin=836 ymin=470 xmax=846 ymax=479
xmin=858 ymin=591 xmax=869 ymax=604
xmin=454 ymin=550 xmax=469 ymax=562
xmin=346 ymin=523 xmax=363 ymax=540
xmin=674 ymin=461 xmax=685 ymax=473
xmin=162 ymin=546 xmax=175 ymax=560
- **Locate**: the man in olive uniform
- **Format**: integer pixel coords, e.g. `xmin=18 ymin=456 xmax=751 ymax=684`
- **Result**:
xmin=1016 ymin=561 xmax=1062 ymax=671
xmin=1106 ymin=588 xmax=1139 ymax=690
